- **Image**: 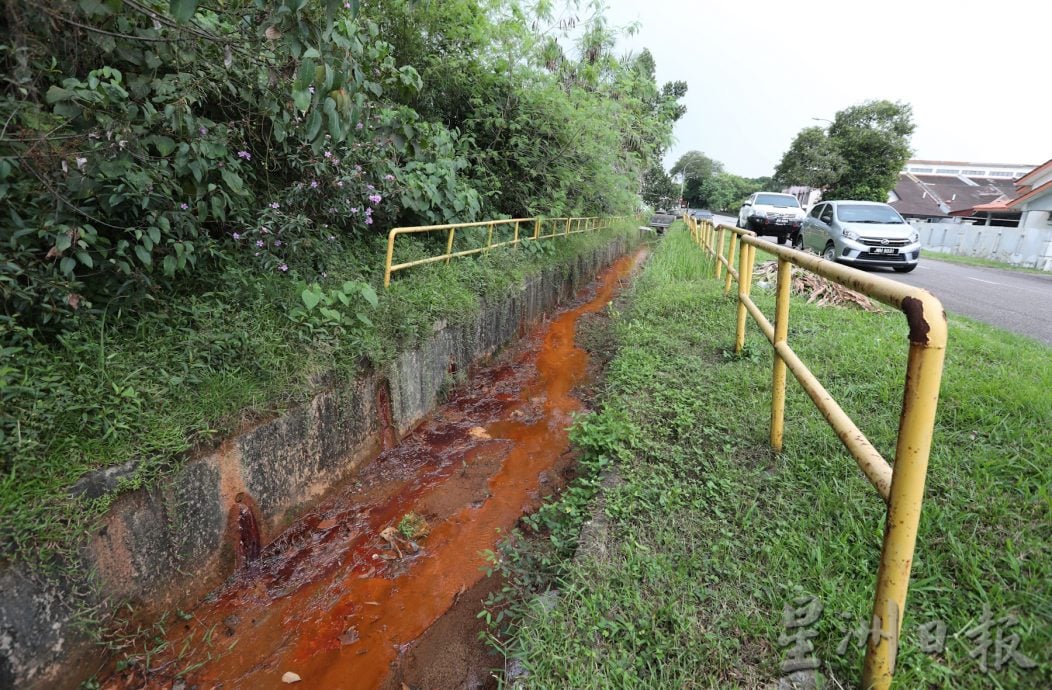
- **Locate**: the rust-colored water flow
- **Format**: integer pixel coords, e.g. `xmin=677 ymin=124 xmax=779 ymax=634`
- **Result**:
xmin=106 ymin=249 xmax=644 ymax=690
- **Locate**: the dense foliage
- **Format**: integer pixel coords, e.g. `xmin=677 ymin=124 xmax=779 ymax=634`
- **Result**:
xmin=775 ymin=100 xmax=914 ymax=201
xmin=640 ymin=163 xmax=678 ymax=209
xmin=0 ymin=0 xmax=684 ymax=340
xmin=669 ymin=150 xmax=722 ymax=207
xmin=0 ymin=0 xmax=683 ymax=556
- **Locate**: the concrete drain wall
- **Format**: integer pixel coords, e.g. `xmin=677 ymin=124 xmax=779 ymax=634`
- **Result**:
xmin=0 ymin=234 xmax=637 ymax=690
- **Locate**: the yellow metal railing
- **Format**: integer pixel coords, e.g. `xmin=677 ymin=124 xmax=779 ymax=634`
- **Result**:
xmin=685 ymin=214 xmax=947 ymax=690
xmin=383 ymin=215 xmax=629 ymax=287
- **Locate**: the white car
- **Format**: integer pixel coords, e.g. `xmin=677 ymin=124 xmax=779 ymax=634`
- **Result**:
xmin=737 ymin=192 xmax=807 ymax=245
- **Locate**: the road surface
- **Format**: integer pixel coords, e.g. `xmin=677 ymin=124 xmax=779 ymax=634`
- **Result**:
xmin=707 ymin=215 xmax=1052 ymax=345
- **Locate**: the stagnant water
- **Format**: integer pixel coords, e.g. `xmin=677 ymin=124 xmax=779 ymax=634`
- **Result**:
xmin=103 ymin=249 xmax=644 ymax=690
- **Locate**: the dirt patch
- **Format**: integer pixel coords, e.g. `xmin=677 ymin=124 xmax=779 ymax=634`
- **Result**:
xmin=379 ymin=572 xmax=503 ymax=690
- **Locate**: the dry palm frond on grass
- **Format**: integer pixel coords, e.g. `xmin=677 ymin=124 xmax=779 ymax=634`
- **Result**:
xmin=753 ymin=260 xmax=884 ymax=312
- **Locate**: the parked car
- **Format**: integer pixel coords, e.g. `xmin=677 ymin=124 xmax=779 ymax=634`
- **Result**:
xmin=799 ymin=200 xmax=920 ymax=273
xmin=690 ymin=209 xmax=714 ymax=221
xmin=737 ymin=193 xmax=806 ymax=244
xmin=648 ymin=211 xmax=677 ymax=234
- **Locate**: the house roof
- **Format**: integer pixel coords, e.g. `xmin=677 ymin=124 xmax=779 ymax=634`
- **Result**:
xmin=1013 ymin=158 xmax=1052 ymax=187
xmin=1007 ymin=178 xmax=1052 ymax=209
xmin=889 ymin=175 xmax=948 ymax=217
xmin=907 ymin=159 xmax=1039 ymax=168
xmin=911 ymin=175 xmax=1019 ymax=214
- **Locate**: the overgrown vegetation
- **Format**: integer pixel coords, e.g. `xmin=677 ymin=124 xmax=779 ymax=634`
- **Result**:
xmin=1 ymin=0 xmax=684 ymax=559
xmin=484 ymin=226 xmax=1051 ymax=688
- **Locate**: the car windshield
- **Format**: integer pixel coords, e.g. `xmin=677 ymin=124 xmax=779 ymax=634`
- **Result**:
xmin=755 ymin=194 xmax=800 ymax=208
xmin=837 ymin=204 xmax=905 ymax=224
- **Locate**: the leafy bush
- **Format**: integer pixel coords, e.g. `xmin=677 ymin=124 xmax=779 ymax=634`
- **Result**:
xmin=0 ymin=0 xmax=684 ymax=557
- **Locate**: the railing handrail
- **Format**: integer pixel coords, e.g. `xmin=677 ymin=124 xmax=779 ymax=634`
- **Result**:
xmin=685 ymin=215 xmax=947 ymax=690
xmin=383 ymin=215 xmax=630 ymax=287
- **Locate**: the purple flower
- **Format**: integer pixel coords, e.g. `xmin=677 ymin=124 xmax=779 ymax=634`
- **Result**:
xmin=274 ymin=239 xmax=282 ymax=247
xmin=199 ymin=127 xmax=207 ymax=136
xmin=270 ymin=202 xmax=280 ymax=209
xmin=237 ymin=150 xmax=251 ymax=160
xmin=308 ymin=86 xmax=315 ymax=94
xmin=366 ymin=184 xmax=375 ymax=191
xmin=279 ymin=263 xmax=288 ymax=272
xmin=385 ymin=174 xmax=395 ymax=181
xmin=355 ymin=122 xmax=364 ymax=130
xmin=324 ymin=151 xmax=332 ymax=158
xmin=336 ymin=181 xmax=344 ymax=188
xmin=256 ymin=239 xmax=264 ymax=247
xmin=332 ymin=158 xmax=339 ymax=165
xmin=343 ymin=2 xmax=350 ymax=8
xmin=180 ymin=203 xmax=189 ymax=210
xmin=232 ymin=232 xmax=241 ymax=240
xmin=254 ymin=251 xmax=261 ymax=256
xmin=310 ymin=180 xmax=319 ymax=189
xmin=365 ymin=207 xmax=373 ymax=215
xmin=354 ymin=165 xmax=362 ymax=172
xmin=328 ymin=235 xmax=335 ymax=241
xmin=365 ymin=217 xmax=373 ymax=225
xmin=368 ymin=194 xmax=382 ymax=204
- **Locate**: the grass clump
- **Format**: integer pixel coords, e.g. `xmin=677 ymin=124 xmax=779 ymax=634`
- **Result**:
xmin=485 ymin=226 xmax=1051 ymax=688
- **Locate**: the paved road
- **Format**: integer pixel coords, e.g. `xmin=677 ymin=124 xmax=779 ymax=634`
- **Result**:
xmin=706 ymin=214 xmax=1052 ymax=345
xmin=873 ymin=259 xmax=1052 ymax=345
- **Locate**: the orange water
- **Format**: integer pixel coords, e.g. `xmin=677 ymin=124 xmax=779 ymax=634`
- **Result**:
xmin=106 ymin=250 xmax=643 ymax=690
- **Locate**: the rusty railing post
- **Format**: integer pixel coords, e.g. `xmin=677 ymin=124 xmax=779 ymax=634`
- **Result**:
xmin=384 ymin=229 xmax=397 ymax=288
xmin=445 ymin=228 xmax=456 ymax=264
xmin=735 ymin=239 xmax=753 ymax=353
xmin=725 ymin=231 xmax=738 ymax=295
xmin=770 ymin=257 xmax=792 ymax=451
xmin=862 ymin=299 xmax=947 ymax=690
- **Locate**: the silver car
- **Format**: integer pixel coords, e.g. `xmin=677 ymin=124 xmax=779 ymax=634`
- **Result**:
xmin=800 ymin=200 xmax=921 ymax=273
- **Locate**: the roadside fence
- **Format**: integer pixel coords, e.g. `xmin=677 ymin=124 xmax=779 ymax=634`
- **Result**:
xmin=684 ymin=214 xmax=947 ymax=690
xmin=384 ymin=215 xmax=630 ymax=287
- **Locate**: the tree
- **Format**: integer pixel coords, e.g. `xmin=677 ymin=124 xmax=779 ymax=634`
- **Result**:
xmin=773 ymin=100 xmax=914 ymax=202
xmin=670 ymin=150 xmax=723 ymax=206
xmin=700 ymin=173 xmax=765 ymax=212
xmin=825 ymin=100 xmax=914 ymax=201
xmin=641 ymin=164 xmax=679 ymax=209
xmin=774 ymin=127 xmax=844 ymax=189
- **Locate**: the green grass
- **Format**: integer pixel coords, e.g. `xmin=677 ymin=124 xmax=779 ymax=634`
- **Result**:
xmin=489 ymin=225 xmax=1051 ymax=688
xmin=922 ymin=250 xmax=1050 ymax=274
xmin=0 ymin=224 xmax=638 ymax=565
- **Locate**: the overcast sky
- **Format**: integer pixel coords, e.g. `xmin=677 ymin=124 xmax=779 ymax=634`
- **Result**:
xmin=598 ymin=0 xmax=1052 ymax=179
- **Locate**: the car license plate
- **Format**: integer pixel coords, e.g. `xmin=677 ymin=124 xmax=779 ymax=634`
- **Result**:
xmin=871 ymin=247 xmax=898 ymax=255
xmin=775 ymin=218 xmax=787 ymax=225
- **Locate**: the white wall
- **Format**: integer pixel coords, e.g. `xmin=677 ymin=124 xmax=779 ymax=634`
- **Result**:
xmin=912 ymin=220 xmax=1052 ymax=271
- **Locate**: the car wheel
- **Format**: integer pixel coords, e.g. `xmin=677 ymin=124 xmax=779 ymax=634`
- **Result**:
xmin=822 ymin=242 xmax=837 ymax=262
xmin=791 ymin=233 xmax=803 ymax=249
xmin=894 ymin=264 xmax=917 ymax=273
xmin=776 ymin=233 xmax=788 ymax=245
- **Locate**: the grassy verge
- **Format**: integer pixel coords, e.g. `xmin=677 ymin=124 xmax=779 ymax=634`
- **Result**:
xmin=1 ymin=223 xmax=638 ymax=564
xmin=487 ymin=225 xmax=1051 ymax=688
xmin=921 ymin=250 xmax=1050 ymax=274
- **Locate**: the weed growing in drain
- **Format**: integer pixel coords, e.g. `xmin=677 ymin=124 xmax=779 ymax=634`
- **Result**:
xmin=483 ymin=226 xmax=1051 ymax=688
xmin=397 ymin=512 xmax=430 ymax=541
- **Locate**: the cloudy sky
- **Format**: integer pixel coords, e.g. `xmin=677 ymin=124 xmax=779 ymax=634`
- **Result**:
xmin=598 ymin=0 xmax=1052 ymax=178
